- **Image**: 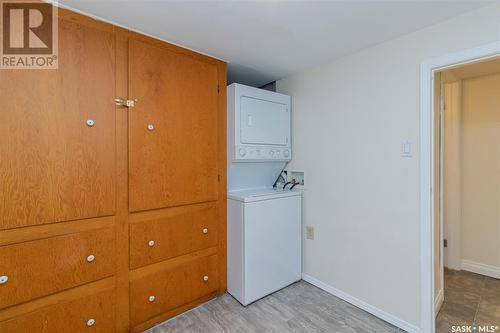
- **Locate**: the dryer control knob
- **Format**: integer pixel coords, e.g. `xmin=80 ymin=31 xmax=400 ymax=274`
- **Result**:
xmin=283 ymin=150 xmax=290 ymax=158
xmin=238 ymin=148 xmax=246 ymax=157
xmin=269 ymin=150 xmax=274 ymax=156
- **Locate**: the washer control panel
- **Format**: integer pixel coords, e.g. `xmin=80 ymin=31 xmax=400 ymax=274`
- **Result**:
xmin=235 ymin=145 xmax=291 ymax=161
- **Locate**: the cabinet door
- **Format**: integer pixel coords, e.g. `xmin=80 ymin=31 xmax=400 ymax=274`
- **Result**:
xmin=128 ymin=39 xmax=219 ymax=212
xmin=0 ymin=19 xmax=116 ymax=230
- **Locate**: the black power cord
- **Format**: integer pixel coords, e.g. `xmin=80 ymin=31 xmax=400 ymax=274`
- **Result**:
xmin=273 ymin=163 xmax=288 ymax=189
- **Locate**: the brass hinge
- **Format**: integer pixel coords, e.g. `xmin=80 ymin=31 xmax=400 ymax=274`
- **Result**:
xmin=115 ymin=98 xmax=138 ymax=108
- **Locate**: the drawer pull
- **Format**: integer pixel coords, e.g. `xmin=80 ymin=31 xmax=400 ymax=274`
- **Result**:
xmin=148 ymin=240 xmax=155 ymax=247
xmin=203 ymin=275 xmax=209 ymax=282
xmin=202 ymin=228 xmax=208 ymax=234
xmin=87 ymin=255 xmax=95 ymax=263
xmin=148 ymin=295 xmax=156 ymax=302
xmin=87 ymin=318 xmax=95 ymax=327
xmin=0 ymin=275 xmax=8 ymax=284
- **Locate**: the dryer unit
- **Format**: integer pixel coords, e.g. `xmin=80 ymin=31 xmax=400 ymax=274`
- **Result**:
xmin=227 ymin=84 xmax=292 ymax=191
xmin=228 ymin=83 xmax=291 ymax=163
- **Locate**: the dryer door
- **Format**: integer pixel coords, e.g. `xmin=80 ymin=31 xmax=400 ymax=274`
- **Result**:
xmin=240 ymin=96 xmax=289 ymax=146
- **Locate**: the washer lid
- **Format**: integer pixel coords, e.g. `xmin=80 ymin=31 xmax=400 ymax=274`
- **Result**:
xmin=227 ymin=188 xmax=302 ymax=203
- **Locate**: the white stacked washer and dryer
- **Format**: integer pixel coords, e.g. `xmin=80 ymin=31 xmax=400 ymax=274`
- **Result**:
xmin=226 ymin=83 xmax=302 ymax=306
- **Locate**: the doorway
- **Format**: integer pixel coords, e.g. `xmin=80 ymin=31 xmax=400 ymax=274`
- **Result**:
xmin=433 ymin=57 xmax=500 ymax=333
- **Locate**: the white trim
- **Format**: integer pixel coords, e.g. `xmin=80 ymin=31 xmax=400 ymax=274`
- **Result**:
xmin=434 ymin=288 xmax=444 ymax=316
xmin=438 ymin=77 xmax=445 ymax=304
xmin=45 ymin=0 xmax=229 ymax=63
xmin=461 ymin=260 xmax=500 ymax=279
xmin=420 ymin=41 xmax=500 ymax=333
xmin=442 ymin=80 xmax=463 ymax=271
xmin=302 ymin=274 xmax=420 ymax=333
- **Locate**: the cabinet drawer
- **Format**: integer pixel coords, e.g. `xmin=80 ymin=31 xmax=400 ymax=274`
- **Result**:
xmin=130 ymin=205 xmax=218 ymax=269
xmin=130 ymin=254 xmax=218 ymax=326
xmin=0 ymin=227 xmax=115 ymax=309
xmin=0 ymin=288 xmax=115 ymax=332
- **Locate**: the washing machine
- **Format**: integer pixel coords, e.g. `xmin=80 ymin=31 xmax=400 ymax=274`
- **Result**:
xmin=226 ymin=83 xmax=302 ymax=305
xmin=227 ymin=188 xmax=302 ymax=305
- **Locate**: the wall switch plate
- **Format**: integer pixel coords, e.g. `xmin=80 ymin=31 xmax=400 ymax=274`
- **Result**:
xmin=290 ymin=171 xmax=305 ymax=186
xmin=401 ymin=140 xmax=413 ymax=158
xmin=306 ymin=226 xmax=314 ymax=240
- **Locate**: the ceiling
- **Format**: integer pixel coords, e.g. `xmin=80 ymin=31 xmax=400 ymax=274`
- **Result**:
xmin=58 ymin=0 xmax=493 ymax=87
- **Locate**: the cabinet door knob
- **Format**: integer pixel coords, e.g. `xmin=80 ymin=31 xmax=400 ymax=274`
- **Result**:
xmin=0 ymin=275 xmax=8 ymax=284
xmin=147 ymin=123 xmax=154 ymax=131
xmin=148 ymin=240 xmax=155 ymax=247
xmin=203 ymin=275 xmax=209 ymax=282
xmin=87 ymin=318 xmax=95 ymax=327
xmin=148 ymin=295 xmax=156 ymax=302
xmin=87 ymin=255 xmax=95 ymax=263
xmin=202 ymin=228 xmax=208 ymax=234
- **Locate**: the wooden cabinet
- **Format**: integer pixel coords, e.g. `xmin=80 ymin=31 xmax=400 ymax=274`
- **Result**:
xmin=0 ymin=17 xmax=116 ymax=230
xmin=0 ymin=7 xmax=226 ymax=333
xmin=0 ymin=227 xmax=115 ymax=308
xmin=129 ymin=203 xmax=218 ymax=269
xmin=128 ymin=39 xmax=220 ymax=212
xmin=0 ymin=288 xmax=115 ymax=333
xmin=130 ymin=254 xmax=218 ymax=326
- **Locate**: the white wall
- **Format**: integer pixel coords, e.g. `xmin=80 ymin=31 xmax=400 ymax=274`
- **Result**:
xmin=276 ymin=3 xmax=500 ymax=330
xmin=460 ymin=73 xmax=500 ymax=274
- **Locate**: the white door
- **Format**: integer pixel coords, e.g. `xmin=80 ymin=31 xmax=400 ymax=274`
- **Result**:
xmin=240 ymin=96 xmax=289 ymax=146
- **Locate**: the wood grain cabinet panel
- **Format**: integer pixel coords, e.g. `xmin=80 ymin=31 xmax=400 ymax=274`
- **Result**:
xmin=129 ymin=204 xmax=218 ymax=269
xmin=0 ymin=17 xmax=116 ymax=230
xmin=128 ymin=39 xmax=219 ymax=212
xmin=0 ymin=227 xmax=115 ymax=309
xmin=0 ymin=6 xmax=226 ymax=332
xmin=129 ymin=254 xmax=218 ymax=326
xmin=0 ymin=289 xmax=115 ymax=333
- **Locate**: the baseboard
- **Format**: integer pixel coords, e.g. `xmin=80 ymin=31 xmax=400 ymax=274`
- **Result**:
xmin=301 ymin=274 xmax=420 ymax=333
xmin=461 ymin=260 xmax=500 ymax=279
xmin=434 ymin=288 xmax=444 ymax=316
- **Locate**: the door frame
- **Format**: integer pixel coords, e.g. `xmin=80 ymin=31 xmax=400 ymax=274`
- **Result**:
xmin=437 ymin=75 xmax=445 ymax=314
xmin=441 ymin=78 xmax=463 ymax=272
xmin=419 ymin=41 xmax=500 ymax=333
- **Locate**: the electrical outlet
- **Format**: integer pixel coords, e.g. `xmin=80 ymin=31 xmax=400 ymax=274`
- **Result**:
xmin=306 ymin=226 xmax=314 ymax=240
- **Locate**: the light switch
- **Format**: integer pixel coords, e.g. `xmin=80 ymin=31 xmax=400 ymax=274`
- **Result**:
xmin=401 ymin=141 xmax=413 ymax=157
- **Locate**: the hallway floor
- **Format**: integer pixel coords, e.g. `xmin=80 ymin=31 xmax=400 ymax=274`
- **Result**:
xmin=436 ymin=269 xmax=500 ymax=333
xmin=146 ymin=281 xmax=402 ymax=332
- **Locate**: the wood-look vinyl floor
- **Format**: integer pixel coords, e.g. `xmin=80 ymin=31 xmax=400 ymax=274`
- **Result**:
xmin=146 ymin=281 xmax=402 ymax=333
xmin=436 ymin=269 xmax=500 ymax=333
